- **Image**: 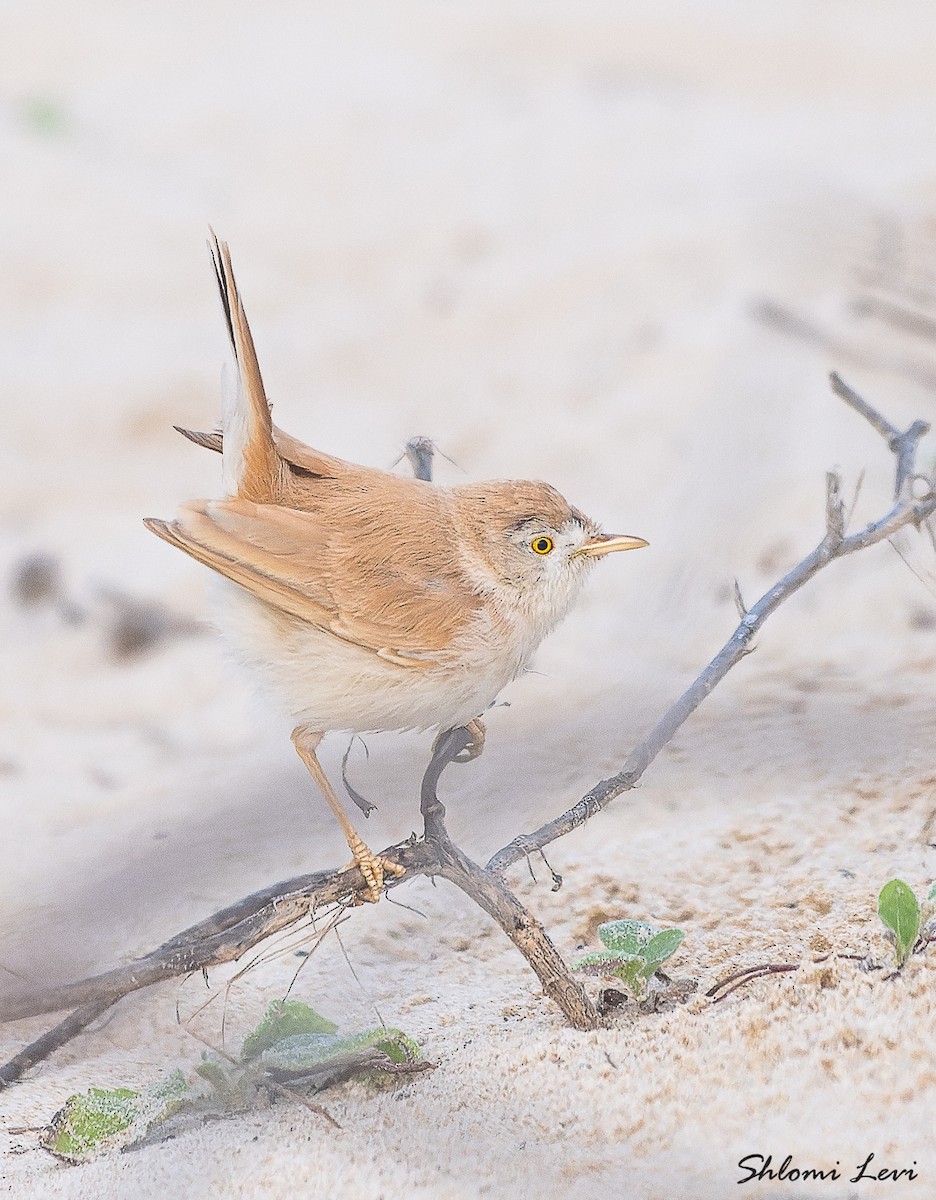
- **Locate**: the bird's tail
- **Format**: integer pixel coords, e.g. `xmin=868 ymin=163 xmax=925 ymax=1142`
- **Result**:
xmin=208 ymin=232 xmax=280 ymax=501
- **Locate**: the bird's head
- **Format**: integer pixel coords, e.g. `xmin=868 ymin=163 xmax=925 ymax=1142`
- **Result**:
xmin=451 ymin=479 xmax=647 ymax=636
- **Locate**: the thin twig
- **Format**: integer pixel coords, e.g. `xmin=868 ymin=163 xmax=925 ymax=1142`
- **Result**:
xmin=825 ymin=470 xmax=845 ymax=544
xmin=0 ymin=998 xmax=114 ymax=1086
xmin=3 ymin=377 xmax=932 ymax=1078
xmin=829 ymin=371 xmax=930 ymax=499
xmin=850 ymin=292 xmax=936 ymax=344
xmin=1 ymin=842 xmax=440 ymax=1026
xmin=419 ymin=728 xmax=598 ymax=1031
xmin=486 ymin=374 xmax=936 ymax=874
xmin=732 ymin=578 xmax=747 ymax=619
xmin=753 ymin=298 xmax=936 ymax=392
xmin=827 ymin=371 xmax=900 ymax=443
xmin=707 ymin=963 xmax=799 ymax=1004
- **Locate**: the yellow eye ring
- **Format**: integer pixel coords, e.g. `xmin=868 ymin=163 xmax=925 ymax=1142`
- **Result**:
xmin=531 ymin=535 xmax=554 ymax=555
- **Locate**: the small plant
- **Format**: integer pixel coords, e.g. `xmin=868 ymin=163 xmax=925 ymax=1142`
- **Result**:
xmin=38 ymin=1000 xmax=424 ymax=1163
xmin=572 ymin=919 xmax=685 ymax=999
xmin=877 ymin=879 xmax=936 ymax=968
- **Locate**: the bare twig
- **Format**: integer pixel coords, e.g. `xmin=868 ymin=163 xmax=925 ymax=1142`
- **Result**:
xmin=486 ymin=374 xmax=936 ymax=874
xmin=825 ymin=470 xmax=845 ymax=544
xmin=829 ymin=371 xmax=930 ymax=500
xmin=0 ymin=999 xmax=114 ymax=1086
xmin=418 ymin=728 xmax=598 ymax=1031
xmin=3 ymin=375 xmax=932 ymax=1080
xmin=0 ymin=735 xmax=596 ymax=1084
xmin=732 ymin=578 xmax=747 ymax=619
xmin=707 ymin=963 xmax=800 ymax=1004
xmin=752 ymin=298 xmax=936 ymax=391
xmin=0 ymin=842 xmax=441 ymax=1029
xmin=849 ymin=293 xmax=936 ymax=345
xmin=827 ymin=370 xmax=901 ymax=444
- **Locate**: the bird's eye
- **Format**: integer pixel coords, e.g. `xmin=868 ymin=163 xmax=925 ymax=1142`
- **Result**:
xmin=530 ymin=535 xmax=554 ymax=555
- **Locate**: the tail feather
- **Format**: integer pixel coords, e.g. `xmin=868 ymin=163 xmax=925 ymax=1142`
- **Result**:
xmin=174 ymin=426 xmax=222 ymax=452
xmin=208 ymin=231 xmax=279 ymax=501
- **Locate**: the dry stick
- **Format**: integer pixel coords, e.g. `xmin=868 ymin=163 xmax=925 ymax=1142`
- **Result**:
xmin=418 ymin=728 xmax=598 ymax=1031
xmin=828 ymin=370 xmax=930 ymax=500
xmin=752 ymin=298 xmax=936 ymax=392
xmin=708 ymin=964 xmax=800 ymax=1004
xmin=486 ymin=373 xmax=936 ymax=875
xmin=2 ymin=375 xmax=933 ymax=1078
xmin=0 ymin=446 xmax=594 ymax=1083
xmin=0 ymin=841 xmax=442 ymax=1027
xmin=0 ymin=735 xmax=595 ymax=1086
xmin=0 ymin=999 xmax=114 ymax=1086
xmin=850 ymin=293 xmax=936 ymax=345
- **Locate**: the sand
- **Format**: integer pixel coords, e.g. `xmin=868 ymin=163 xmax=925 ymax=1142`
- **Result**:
xmin=3 ymin=3 xmax=936 ymax=1197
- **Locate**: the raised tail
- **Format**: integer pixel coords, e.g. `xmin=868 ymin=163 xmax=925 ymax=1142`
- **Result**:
xmin=208 ymin=231 xmax=280 ymax=501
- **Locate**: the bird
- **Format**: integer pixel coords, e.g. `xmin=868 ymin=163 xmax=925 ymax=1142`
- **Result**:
xmin=145 ymin=235 xmax=648 ymax=903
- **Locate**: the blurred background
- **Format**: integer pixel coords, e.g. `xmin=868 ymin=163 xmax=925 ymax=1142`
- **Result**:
xmin=3 ymin=1 xmax=936 ymax=991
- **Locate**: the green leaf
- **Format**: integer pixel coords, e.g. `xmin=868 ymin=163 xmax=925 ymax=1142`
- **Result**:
xmin=597 ymin=920 xmax=656 ymax=955
xmin=373 ymin=1030 xmax=421 ymax=1065
xmin=259 ymin=1027 xmax=420 ymax=1075
xmin=194 ymin=1056 xmax=231 ymax=1091
xmin=18 ymin=96 xmax=69 ymax=136
xmin=259 ymin=1032 xmax=345 ymax=1071
xmin=241 ymin=1000 xmax=337 ymax=1061
xmin=928 ymin=882 xmax=936 ymax=902
xmin=571 ymin=949 xmax=641 ymax=976
xmin=613 ymin=958 xmax=647 ymax=998
xmin=878 ymin=879 xmax=921 ymax=966
xmin=640 ymin=928 xmax=685 ymax=974
xmin=43 ymin=1087 xmax=139 ymax=1161
xmin=41 ymin=1072 xmax=188 ymax=1162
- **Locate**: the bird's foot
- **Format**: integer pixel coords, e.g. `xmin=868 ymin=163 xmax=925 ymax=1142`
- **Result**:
xmin=433 ymin=718 xmax=486 ymax=765
xmin=457 ymin=718 xmax=486 ymax=762
xmin=341 ymin=834 xmax=405 ymax=904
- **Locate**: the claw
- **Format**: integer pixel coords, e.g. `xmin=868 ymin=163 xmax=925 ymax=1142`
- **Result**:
xmin=454 ymin=718 xmax=486 ymax=762
xmin=342 ymin=834 xmax=405 ymax=904
xmin=433 ymin=718 xmax=486 ymax=765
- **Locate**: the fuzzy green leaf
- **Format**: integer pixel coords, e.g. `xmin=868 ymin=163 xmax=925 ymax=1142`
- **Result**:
xmin=44 ymin=1087 xmax=139 ymax=1161
xmin=878 ymin=879 xmax=921 ymax=966
xmin=259 ymin=1032 xmax=344 ymax=1071
xmin=373 ymin=1030 xmax=421 ymax=1064
xmin=42 ymin=1072 xmax=188 ymax=1162
xmin=640 ymin=928 xmax=685 ymax=973
xmin=259 ymin=1027 xmax=420 ymax=1075
xmin=571 ymin=949 xmax=641 ymax=976
xmin=597 ymin=920 xmax=656 ymax=955
xmin=241 ymin=999 xmax=337 ymax=1061
xmin=928 ymin=882 xmax=936 ymax=902
xmin=194 ymin=1056 xmax=230 ymax=1090
xmin=613 ymin=958 xmax=647 ymax=997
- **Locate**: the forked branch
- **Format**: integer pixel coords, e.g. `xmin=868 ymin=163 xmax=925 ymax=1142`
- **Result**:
xmin=486 ymin=373 xmax=935 ymax=873
xmin=2 ymin=374 xmax=931 ymax=1082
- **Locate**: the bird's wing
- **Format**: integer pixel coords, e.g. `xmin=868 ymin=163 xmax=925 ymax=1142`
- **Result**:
xmin=144 ymin=497 xmax=480 ymax=664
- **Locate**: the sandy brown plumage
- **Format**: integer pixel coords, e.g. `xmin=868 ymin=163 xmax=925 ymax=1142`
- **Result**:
xmin=144 ymin=234 xmax=647 ymax=900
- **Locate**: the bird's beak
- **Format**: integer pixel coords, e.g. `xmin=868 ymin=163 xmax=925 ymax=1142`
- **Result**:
xmin=576 ymin=533 xmax=649 ymax=559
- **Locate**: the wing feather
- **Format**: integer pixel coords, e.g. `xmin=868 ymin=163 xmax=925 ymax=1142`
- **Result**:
xmin=144 ymin=492 xmax=481 ymax=663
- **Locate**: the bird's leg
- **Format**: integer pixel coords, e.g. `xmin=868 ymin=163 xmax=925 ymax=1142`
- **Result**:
xmin=291 ymin=727 xmax=404 ymax=904
xmin=433 ymin=717 xmax=486 ymax=763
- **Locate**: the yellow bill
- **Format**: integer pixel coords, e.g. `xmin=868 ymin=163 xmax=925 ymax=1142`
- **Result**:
xmin=577 ymin=533 xmax=649 ymax=558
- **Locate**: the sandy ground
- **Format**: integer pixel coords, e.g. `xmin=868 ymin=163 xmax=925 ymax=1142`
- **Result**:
xmin=3 ymin=3 xmax=936 ymax=1197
